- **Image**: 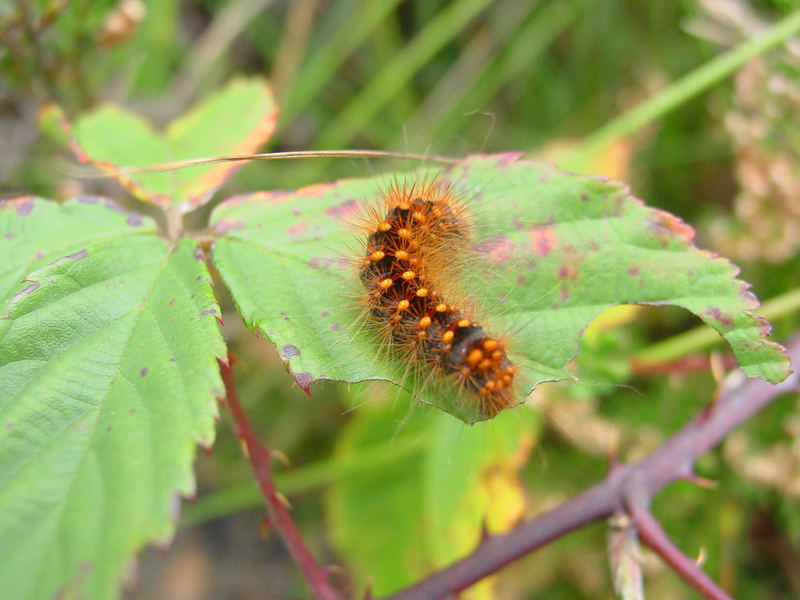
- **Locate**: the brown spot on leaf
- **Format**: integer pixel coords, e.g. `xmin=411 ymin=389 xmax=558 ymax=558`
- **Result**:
xmin=201 ymin=309 xmax=216 ymax=316
xmin=628 ymin=266 xmax=640 ymax=276
xmin=321 ymin=311 xmax=329 ymax=318
xmin=280 ymin=344 xmax=300 ymax=360
xmin=140 ymin=367 xmax=148 ymax=377
xmin=331 ymin=322 xmax=341 ymax=331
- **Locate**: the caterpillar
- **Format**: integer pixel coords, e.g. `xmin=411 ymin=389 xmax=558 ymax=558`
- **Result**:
xmin=357 ymin=179 xmax=517 ymax=418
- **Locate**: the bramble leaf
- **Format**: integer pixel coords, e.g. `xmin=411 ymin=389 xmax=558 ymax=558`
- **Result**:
xmin=0 ymin=196 xmax=154 ymax=306
xmin=65 ymin=77 xmax=277 ymax=212
xmin=0 ymin=208 xmax=225 ymax=599
xmin=210 ymin=153 xmax=789 ymax=424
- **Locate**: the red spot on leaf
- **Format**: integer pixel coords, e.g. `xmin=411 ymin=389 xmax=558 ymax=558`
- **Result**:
xmin=649 ymin=211 xmax=695 ymax=246
xmin=288 ymin=222 xmax=307 ymax=238
xmin=529 ymin=226 xmax=558 ymax=256
xmin=12 ymin=282 xmax=40 ymax=301
xmin=707 ymin=307 xmax=734 ymax=328
xmin=326 ymin=199 xmax=359 ymax=219
xmin=474 ymin=237 xmax=513 ymax=264
xmin=628 ymin=266 xmax=640 ymax=276
xmin=493 ymin=152 xmax=522 ymax=168
xmin=13 ymin=197 xmax=34 ymax=215
xmin=201 ymin=309 xmax=216 ymax=316
xmin=294 ymin=372 xmax=313 ymax=396
xmin=65 ymin=248 xmax=88 ymax=261
xmin=331 ymin=322 xmax=341 ymax=331
xmin=140 ymin=367 xmax=148 ymax=377
xmin=213 ymin=219 xmax=246 ymax=234
xmin=298 ymin=181 xmax=337 ymax=197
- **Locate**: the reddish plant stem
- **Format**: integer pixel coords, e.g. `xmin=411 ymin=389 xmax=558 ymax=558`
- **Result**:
xmin=630 ymin=503 xmax=733 ymax=600
xmin=219 ymin=355 xmax=341 ymax=600
xmin=384 ymin=336 xmax=799 ymax=600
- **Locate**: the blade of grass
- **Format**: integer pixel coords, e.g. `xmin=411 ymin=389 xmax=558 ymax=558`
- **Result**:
xmin=181 ymin=432 xmax=430 ymax=526
xmin=431 ymin=0 xmax=581 ymax=147
xmin=384 ymin=0 xmax=538 ymax=150
xmin=562 ymin=9 xmax=800 ymax=171
xmin=313 ymin=0 xmax=496 ymax=150
xmin=281 ymin=0 xmax=404 ymax=127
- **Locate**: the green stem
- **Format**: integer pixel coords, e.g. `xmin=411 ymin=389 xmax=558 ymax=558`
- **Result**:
xmin=631 ymin=287 xmax=800 ymax=367
xmin=562 ymin=9 xmax=800 ymax=170
xmin=181 ymin=433 xmax=429 ymax=527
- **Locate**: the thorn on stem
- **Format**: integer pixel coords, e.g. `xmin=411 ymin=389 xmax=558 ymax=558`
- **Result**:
xmin=274 ymin=490 xmax=292 ymax=510
xmin=239 ymin=435 xmax=251 ymax=460
xmin=685 ymin=474 xmax=718 ymax=490
xmin=270 ymin=448 xmax=291 ymax=467
xmin=260 ymin=516 xmax=271 ymax=537
xmin=696 ymin=547 xmax=707 ymax=567
xmin=479 ymin=519 xmax=491 ymax=544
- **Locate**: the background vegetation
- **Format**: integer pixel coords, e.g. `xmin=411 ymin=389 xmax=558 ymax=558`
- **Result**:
xmin=2 ymin=0 xmax=800 ymax=598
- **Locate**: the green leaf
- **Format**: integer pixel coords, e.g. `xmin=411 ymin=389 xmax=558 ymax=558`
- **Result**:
xmin=210 ymin=154 xmax=789 ymax=424
xmin=0 ymin=196 xmax=155 ymax=306
xmin=326 ymin=399 xmax=540 ymax=596
xmin=67 ymin=77 xmax=278 ymax=212
xmin=0 ymin=227 xmax=225 ymax=599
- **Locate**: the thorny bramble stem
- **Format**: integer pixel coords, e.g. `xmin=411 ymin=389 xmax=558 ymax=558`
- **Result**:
xmin=219 ymin=354 xmax=342 ymax=600
xmin=382 ymin=336 xmax=798 ymax=600
xmin=630 ymin=503 xmax=733 ymax=600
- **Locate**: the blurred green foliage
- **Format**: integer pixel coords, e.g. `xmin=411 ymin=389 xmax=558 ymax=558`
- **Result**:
xmin=2 ymin=0 xmax=800 ymax=598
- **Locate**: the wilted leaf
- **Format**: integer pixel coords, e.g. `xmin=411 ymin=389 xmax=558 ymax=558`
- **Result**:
xmin=66 ymin=77 xmax=278 ymax=212
xmin=210 ymin=153 xmax=789 ymax=424
xmin=0 ymin=213 xmax=225 ymax=599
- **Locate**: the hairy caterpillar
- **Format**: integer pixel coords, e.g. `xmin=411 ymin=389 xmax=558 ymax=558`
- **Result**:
xmin=356 ymin=179 xmax=517 ymax=418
